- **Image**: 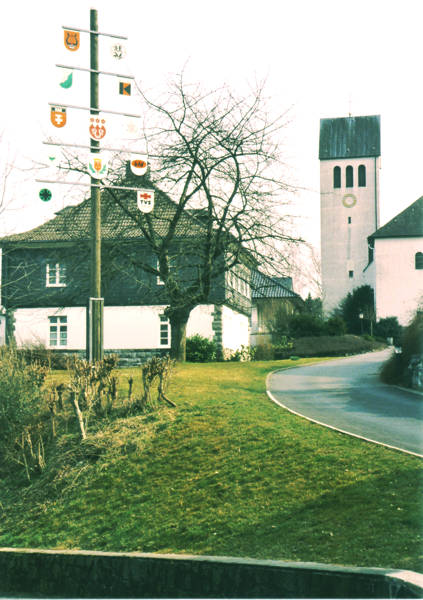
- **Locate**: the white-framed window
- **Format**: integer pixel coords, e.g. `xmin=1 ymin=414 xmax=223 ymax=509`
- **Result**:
xmin=159 ymin=313 xmax=170 ymax=346
xmin=156 ymin=259 xmax=164 ymax=285
xmin=49 ymin=316 xmax=67 ymax=347
xmin=46 ymin=261 xmax=66 ymax=287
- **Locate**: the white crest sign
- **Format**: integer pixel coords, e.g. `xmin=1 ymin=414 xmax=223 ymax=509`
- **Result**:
xmin=137 ymin=189 xmax=154 ymax=213
xmin=130 ymin=154 xmax=148 ymax=176
xmin=111 ymin=43 xmax=126 ymax=59
xmin=88 ymin=154 xmax=108 ymax=179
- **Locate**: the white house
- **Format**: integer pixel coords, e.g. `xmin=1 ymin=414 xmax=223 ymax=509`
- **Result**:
xmin=365 ymin=197 xmax=423 ymax=325
xmin=0 ymin=187 xmax=252 ymax=362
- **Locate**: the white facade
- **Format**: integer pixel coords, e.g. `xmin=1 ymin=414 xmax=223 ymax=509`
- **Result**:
xmin=13 ymin=307 xmax=86 ymax=349
xmin=372 ymin=238 xmax=423 ymax=326
xmin=320 ymin=156 xmax=380 ymax=315
xmin=221 ymin=305 xmax=250 ymax=351
xmin=11 ymin=303 xmax=250 ymax=355
xmin=186 ymin=305 xmax=215 ymax=339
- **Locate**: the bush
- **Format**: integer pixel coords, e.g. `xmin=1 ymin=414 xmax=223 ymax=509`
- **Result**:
xmin=289 ymin=314 xmax=326 ymax=338
xmin=186 ymin=335 xmax=218 ymax=362
xmin=337 ymin=285 xmax=375 ymax=334
xmin=380 ymin=353 xmax=404 ymax=385
xmin=381 ymin=312 xmax=423 ymax=386
xmin=399 ymin=312 xmax=423 ymax=363
xmin=374 ymin=317 xmax=402 ymax=344
xmin=226 ymin=345 xmax=256 ymax=362
xmin=254 ymin=343 xmax=275 ymax=361
xmin=325 ymin=316 xmax=347 ymax=336
xmin=0 ymin=347 xmax=49 ymax=479
xmin=17 ymin=344 xmax=70 ymax=370
xmin=291 ymin=335 xmax=384 ymax=357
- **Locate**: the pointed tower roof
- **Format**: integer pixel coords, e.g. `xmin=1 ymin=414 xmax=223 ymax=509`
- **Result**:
xmin=369 ymin=196 xmax=423 ymax=240
xmin=319 ymin=115 xmax=381 ymax=159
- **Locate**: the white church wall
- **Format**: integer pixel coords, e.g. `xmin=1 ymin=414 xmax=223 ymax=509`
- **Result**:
xmin=374 ymin=237 xmax=423 ymax=326
xmin=320 ymin=157 xmax=380 ymax=314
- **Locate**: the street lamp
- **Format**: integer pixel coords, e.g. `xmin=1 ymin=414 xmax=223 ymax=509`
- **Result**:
xmin=359 ymin=312 xmax=364 ymax=334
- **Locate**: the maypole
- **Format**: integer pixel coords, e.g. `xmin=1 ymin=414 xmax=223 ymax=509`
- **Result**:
xmin=37 ymin=9 xmax=154 ymax=362
xmin=88 ymin=8 xmax=103 ymax=362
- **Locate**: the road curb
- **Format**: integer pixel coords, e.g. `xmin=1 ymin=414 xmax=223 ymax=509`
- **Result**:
xmin=266 ymin=367 xmax=423 ymax=459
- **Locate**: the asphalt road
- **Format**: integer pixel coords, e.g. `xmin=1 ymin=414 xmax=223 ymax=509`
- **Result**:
xmin=267 ymin=349 xmax=423 ymax=457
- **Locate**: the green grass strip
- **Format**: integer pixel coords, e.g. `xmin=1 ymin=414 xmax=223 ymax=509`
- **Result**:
xmin=0 ymin=358 xmax=422 ymax=573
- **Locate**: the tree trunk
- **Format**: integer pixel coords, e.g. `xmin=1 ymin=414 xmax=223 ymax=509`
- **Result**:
xmin=168 ymin=307 xmax=192 ymax=361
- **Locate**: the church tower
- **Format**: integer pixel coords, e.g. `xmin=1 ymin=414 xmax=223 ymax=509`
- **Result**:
xmin=319 ymin=115 xmax=381 ymax=315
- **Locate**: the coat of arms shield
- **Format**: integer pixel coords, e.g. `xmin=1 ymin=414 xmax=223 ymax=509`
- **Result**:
xmin=64 ymin=30 xmax=80 ymax=51
xmin=137 ymin=189 xmax=154 ymax=213
xmin=88 ymin=154 xmax=108 ymax=180
xmin=89 ymin=117 xmax=107 ymax=141
xmin=130 ymin=155 xmax=148 ymax=176
xmin=50 ymin=106 xmax=67 ymax=128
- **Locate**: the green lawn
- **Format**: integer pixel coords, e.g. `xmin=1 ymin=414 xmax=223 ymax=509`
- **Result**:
xmin=1 ymin=358 xmax=422 ymax=572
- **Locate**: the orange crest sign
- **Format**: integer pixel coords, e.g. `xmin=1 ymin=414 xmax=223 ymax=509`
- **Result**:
xmin=89 ymin=117 xmax=107 ymax=141
xmin=64 ymin=30 xmax=80 ymax=51
xmin=50 ymin=106 xmax=67 ymax=128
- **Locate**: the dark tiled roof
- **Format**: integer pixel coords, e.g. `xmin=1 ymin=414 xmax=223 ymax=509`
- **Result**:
xmin=369 ymin=196 xmax=423 ymax=240
xmin=251 ymin=270 xmax=300 ymax=299
xmin=319 ymin=115 xmax=380 ymax=159
xmin=0 ymin=186 xmax=206 ymax=245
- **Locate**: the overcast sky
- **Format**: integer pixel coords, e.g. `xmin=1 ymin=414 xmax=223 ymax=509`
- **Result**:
xmin=1 ymin=0 xmax=422 ymax=255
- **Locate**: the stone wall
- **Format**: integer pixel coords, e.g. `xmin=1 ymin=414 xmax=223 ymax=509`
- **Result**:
xmin=0 ymin=548 xmax=422 ymax=599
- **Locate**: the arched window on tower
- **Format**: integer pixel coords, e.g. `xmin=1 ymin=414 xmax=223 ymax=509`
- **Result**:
xmin=358 ymin=165 xmax=366 ymax=187
xmin=333 ymin=166 xmax=341 ymax=188
xmin=415 ymin=252 xmax=423 ymax=269
xmin=346 ymin=165 xmax=353 ymax=188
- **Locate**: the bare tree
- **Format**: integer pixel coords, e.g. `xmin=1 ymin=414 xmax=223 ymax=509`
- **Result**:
xmin=1 ymin=78 xmax=303 ymax=361
xmin=102 ymin=76 xmax=302 ymax=360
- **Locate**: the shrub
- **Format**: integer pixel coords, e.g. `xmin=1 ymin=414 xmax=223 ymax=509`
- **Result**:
xmin=226 ymin=345 xmax=256 ymax=362
xmin=289 ymin=314 xmax=326 ymax=338
xmin=380 ymin=353 xmax=403 ymax=385
xmin=337 ymin=285 xmax=375 ymax=334
xmin=399 ymin=312 xmax=423 ymax=363
xmin=17 ymin=344 xmax=69 ymax=370
xmin=0 ymin=347 xmax=49 ymax=479
xmin=382 ymin=312 xmax=423 ymax=386
xmin=186 ymin=335 xmax=217 ymax=362
xmin=374 ymin=317 xmax=402 ymax=344
xmin=254 ymin=343 xmax=274 ymax=361
xmin=291 ymin=335 xmax=384 ymax=357
xmin=325 ymin=316 xmax=347 ymax=336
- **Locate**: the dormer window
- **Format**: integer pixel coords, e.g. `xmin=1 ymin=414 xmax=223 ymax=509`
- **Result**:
xmin=46 ymin=262 xmax=66 ymax=287
xmin=358 ymin=165 xmax=366 ymax=187
xmin=346 ymin=166 xmax=354 ymax=188
xmin=333 ymin=166 xmax=341 ymax=188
